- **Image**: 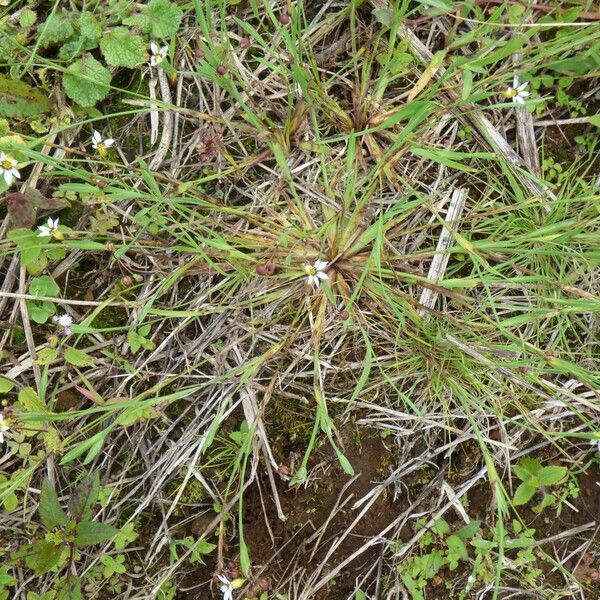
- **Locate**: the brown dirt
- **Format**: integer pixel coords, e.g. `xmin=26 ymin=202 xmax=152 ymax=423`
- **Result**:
xmin=173 ymin=444 xmax=600 ymax=600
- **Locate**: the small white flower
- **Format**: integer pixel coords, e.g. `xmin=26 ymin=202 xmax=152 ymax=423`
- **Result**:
xmin=53 ymin=313 xmax=73 ymax=336
xmin=0 ymin=414 xmax=9 ymax=445
xmin=305 ymin=259 xmax=328 ymax=287
xmin=0 ymin=152 xmax=20 ymax=186
xmin=37 ymin=217 xmax=60 ymax=238
xmin=503 ymin=76 xmax=530 ymax=105
xmin=217 ymin=575 xmax=245 ymax=600
xmin=91 ymin=130 xmax=115 ymax=152
xmin=149 ymin=42 xmax=168 ymax=67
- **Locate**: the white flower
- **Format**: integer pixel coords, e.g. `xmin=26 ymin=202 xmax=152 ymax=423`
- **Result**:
xmin=503 ymin=76 xmax=530 ymax=105
xmin=37 ymin=217 xmax=60 ymax=238
xmin=305 ymin=259 xmax=328 ymax=287
xmin=0 ymin=414 xmax=9 ymax=445
xmin=91 ymin=130 xmax=115 ymax=152
xmin=149 ymin=42 xmax=168 ymax=67
xmin=53 ymin=313 xmax=73 ymax=336
xmin=217 ymin=576 xmax=245 ymax=600
xmin=0 ymin=152 xmax=20 ymax=186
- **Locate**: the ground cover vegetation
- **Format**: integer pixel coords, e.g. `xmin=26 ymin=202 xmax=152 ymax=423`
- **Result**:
xmin=1 ymin=0 xmax=600 ymax=598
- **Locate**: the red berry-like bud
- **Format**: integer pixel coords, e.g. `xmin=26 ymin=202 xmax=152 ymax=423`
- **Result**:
xmin=256 ymin=264 xmax=269 ymax=276
xmin=339 ymin=310 xmax=350 ymax=320
xmin=122 ymin=275 xmax=133 ymax=287
xmin=240 ymin=37 xmax=251 ymax=49
xmin=216 ymin=64 xmax=227 ymax=75
xmin=195 ymin=48 xmax=205 ymax=59
xmin=279 ymin=13 xmax=291 ymax=25
xmin=265 ymin=260 xmax=275 ymax=273
xmin=257 ymin=578 xmax=271 ymax=591
xmin=98 ymin=180 xmax=107 ymax=189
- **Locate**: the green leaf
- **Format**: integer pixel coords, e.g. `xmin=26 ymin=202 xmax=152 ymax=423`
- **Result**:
xmin=0 ymin=566 xmax=15 ymax=587
xmin=113 ymin=522 xmax=138 ymax=550
xmin=35 ymin=347 xmax=60 ymax=365
xmin=589 ymin=115 xmax=600 ymax=127
xmin=432 ymin=519 xmax=450 ymax=536
xmin=64 ymin=347 xmax=94 ymax=367
xmin=455 ymin=520 xmax=481 ymax=539
xmin=40 ymin=479 xmax=68 ymax=530
xmin=513 ymin=481 xmax=537 ymax=506
xmin=38 ymin=13 xmax=74 ymax=48
xmin=142 ymin=0 xmax=183 ymax=37
xmin=18 ymin=387 xmax=48 ymax=414
xmin=79 ymin=11 xmax=102 ymax=43
xmin=100 ymin=28 xmax=147 ymax=68
xmin=19 ymin=9 xmax=37 ymax=28
xmin=74 ymin=521 xmax=119 ymax=546
xmin=62 ymin=55 xmax=111 ymax=107
xmin=0 ymin=74 xmax=52 ymax=119
xmin=25 ymin=540 xmax=63 ymax=575
xmin=55 ymin=575 xmax=82 ymax=600
xmin=0 ymin=376 xmax=14 ymax=393
xmin=29 ymin=275 xmax=60 ymax=297
xmin=537 ymin=466 xmax=567 ymax=486
xmin=68 ymin=473 xmax=100 ymax=522
xmin=446 ymin=534 xmax=468 ymax=561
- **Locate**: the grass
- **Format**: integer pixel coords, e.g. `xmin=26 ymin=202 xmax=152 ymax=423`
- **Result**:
xmin=1 ymin=0 xmax=600 ymax=598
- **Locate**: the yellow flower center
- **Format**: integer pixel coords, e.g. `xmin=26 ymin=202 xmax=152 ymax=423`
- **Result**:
xmin=1 ymin=160 xmax=12 ymax=169
xmin=507 ymin=88 xmax=517 ymax=98
xmin=307 ymin=266 xmax=317 ymax=276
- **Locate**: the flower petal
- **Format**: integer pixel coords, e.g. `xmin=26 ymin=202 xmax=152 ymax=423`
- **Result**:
xmin=518 ymin=90 xmax=530 ymax=98
xmin=151 ymin=42 xmax=159 ymax=54
xmin=512 ymin=75 xmax=519 ymax=88
xmin=314 ymin=259 xmax=328 ymax=270
xmin=93 ymin=130 xmax=102 ymax=143
xmin=11 ymin=168 xmax=20 ymax=180
xmin=514 ymin=96 xmax=525 ymax=105
xmin=4 ymin=170 xmax=12 ymax=185
xmin=517 ymin=81 xmax=528 ymax=92
xmin=316 ymin=271 xmax=328 ymax=280
xmin=104 ymin=138 xmax=115 ymax=147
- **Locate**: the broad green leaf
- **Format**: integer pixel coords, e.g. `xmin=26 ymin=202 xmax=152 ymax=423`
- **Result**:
xmin=513 ymin=481 xmax=537 ymax=506
xmin=39 ymin=478 xmax=68 ymax=530
xmin=0 ymin=376 xmax=14 ymax=393
xmin=0 ymin=74 xmax=52 ymax=119
xmin=79 ymin=11 xmax=102 ymax=42
xmin=38 ymin=13 xmax=74 ymax=48
xmin=432 ymin=518 xmax=450 ymax=536
xmin=25 ymin=540 xmax=62 ymax=575
xmin=537 ymin=466 xmax=567 ymax=486
xmin=64 ymin=347 xmax=94 ymax=367
xmin=68 ymin=473 xmax=100 ymax=522
xmin=18 ymin=387 xmax=48 ymax=414
xmin=74 ymin=521 xmax=119 ymax=546
xmin=55 ymin=575 xmax=82 ymax=600
xmin=446 ymin=534 xmax=468 ymax=560
xmin=142 ymin=0 xmax=183 ymax=37
xmin=100 ymin=28 xmax=147 ymax=68
xmin=455 ymin=520 xmax=481 ymax=539
xmin=29 ymin=275 xmax=60 ymax=297
xmin=19 ymin=9 xmax=37 ymax=28
xmin=63 ymin=55 xmax=111 ymax=107
xmin=588 ymin=115 xmax=600 ymax=127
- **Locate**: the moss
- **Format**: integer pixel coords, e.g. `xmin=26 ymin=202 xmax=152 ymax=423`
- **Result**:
xmin=90 ymin=305 xmax=128 ymax=330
